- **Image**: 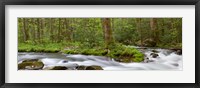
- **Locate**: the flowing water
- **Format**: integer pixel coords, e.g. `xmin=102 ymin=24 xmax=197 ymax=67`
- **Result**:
xmin=18 ymin=47 xmax=182 ymax=70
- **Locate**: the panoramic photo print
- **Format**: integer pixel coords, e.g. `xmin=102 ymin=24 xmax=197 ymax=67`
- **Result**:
xmin=18 ymin=18 xmax=182 ymax=70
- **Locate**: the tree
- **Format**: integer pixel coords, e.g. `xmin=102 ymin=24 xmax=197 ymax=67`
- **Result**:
xmin=36 ymin=18 xmax=41 ymax=43
xmin=150 ymin=18 xmax=159 ymax=44
xmin=18 ymin=18 xmax=182 ymax=49
xmin=22 ymin=18 xmax=29 ymax=42
xmin=136 ymin=18 xmax=143 ymax=46
xmin=30 ymin=18 xmax=36 ymax=43
xmin=102 ymin=18 xmax=113 ymax=48
xmin=41 ymin=18 xmax=45 ymax=43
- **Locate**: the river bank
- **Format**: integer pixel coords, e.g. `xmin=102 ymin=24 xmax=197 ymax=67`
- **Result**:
xmin=18 ymin=43 xmax=145 ymax=63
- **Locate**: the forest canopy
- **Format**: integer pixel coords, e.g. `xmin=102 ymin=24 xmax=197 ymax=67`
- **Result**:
xmin=18 ymin=18 xmax=182 ymax=62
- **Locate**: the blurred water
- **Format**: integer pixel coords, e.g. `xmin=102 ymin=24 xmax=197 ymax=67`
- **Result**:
xmin=18 ymin=48 xmax=182 ymax=70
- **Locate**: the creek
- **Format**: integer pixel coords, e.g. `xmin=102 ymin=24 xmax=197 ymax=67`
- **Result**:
xmin=18 ymin=47 xmax=182 ymax=70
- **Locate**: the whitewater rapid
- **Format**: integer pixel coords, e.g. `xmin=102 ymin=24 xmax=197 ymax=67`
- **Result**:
xmin=18 ymin=48 xmax=182 ymax=70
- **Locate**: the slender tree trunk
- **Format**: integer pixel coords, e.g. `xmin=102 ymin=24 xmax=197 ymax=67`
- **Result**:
xmin=64 ymin=18 xmax=71 ymax=42
xmin=161 ymin=19 xmax=165 ymax=36
xmin=22 ymin=18 xmax=26 ymax=42
xmin=40 ymin=18 xmax=45 ymax=43
xmin=30 ymin=19 xmax=35 ymax=43
xmin=50 ymin=18 xmax=55 ymax=42
xmin=150 ymin=18 xmax=159 ymax=44
xmin=22 ymin=18 xmax=29 ymax=42
xmin=102 ymin=18 xmax=113 ymax=48
xmin=18 ymin=18 xmax=23 ymax=42
xmin=112 ymin=18 xmax=114 ymax=31
xmin=37 ymin=18 xmax=40 ymax=43
xmin=170 ymin=18 xmax=174 ymax=30
xmin=57 ymin=18 xmax=61 ymax=43
xmin=136 ymin=18 xmax=143 ymax=46
xmin=178 ymin=19 xmax=182 ymax=43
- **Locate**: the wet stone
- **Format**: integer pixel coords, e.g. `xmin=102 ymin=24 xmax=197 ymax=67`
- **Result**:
xmin=76 ymin=65 xmax=103 ymax=70
xmin=18 ymin=59 xmax=44 ymax=70
xmin=150 ymin=53 xmax=159 ymax=58
xmin=50 ymin=66 xmax=68 ymax=70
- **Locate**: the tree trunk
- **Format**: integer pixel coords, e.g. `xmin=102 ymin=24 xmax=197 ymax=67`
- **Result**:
xmin=41 ymin=18 xmax=45 ymax=43
xmin=58 ymin=18 xmax=61 ymax=43
xmin=102 ymin=18 xmax=113 ymax=48
xmin=22 ymin=18 xmax=29 ymax=42
xmin=161 ymin=19 xmax=165 ymax=36
xmin=50 ymin=18 xmax=55 ymax=42
xmin=37 ymin=18 xmax=40 ymax=43
xmin=64 ymin=18 xmax=71 ymax=42
xmin=136 ymin=18 xmax=143 ymax=46
xmin=150 ymin=18 xmax=159 ymax=44
xmin=30 ymin=19 xmax=35 ymax=43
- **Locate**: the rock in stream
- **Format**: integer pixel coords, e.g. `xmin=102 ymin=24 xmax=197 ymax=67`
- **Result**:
xmin=18 ymin=59 xmax=44 ymax=70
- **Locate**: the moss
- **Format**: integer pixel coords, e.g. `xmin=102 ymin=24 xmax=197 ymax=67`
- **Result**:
xmin=19 ymin=43 xmax=144 ymax=63
xmin=62 ymin=43 xmax=144 ymax=63
xmin=106 ymin=43 xmax=144 ymax=62
xmin=18 ymin=43 xmax=61 ymax=53
xmin=86 ymin=65 xmax=103 ymax=70
xmin=18 ymin=61 xmax=44 ymax=70
xmin=76 ymin=65 xmax=87 ymax=70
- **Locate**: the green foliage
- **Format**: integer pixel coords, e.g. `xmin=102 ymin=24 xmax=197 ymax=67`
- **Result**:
xmin=107 ymin=43 xmax=144 ymax=62
xmin=18 ymin=43 xmax=61 ymax=52
xmin=18 ymin=18 xmax=182 ymax=49
xmin=62 ymin=43 xmax=144 ymax=62
xmin=18 ymin=18 xmax=182 ymax=63
xmin=157 ymin=43 xmax=182 ymax=49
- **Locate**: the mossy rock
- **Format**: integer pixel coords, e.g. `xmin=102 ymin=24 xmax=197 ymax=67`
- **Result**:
xmin=85 ymin=65 xmax=103 ymax=70
xmin=43 ymin=66 xmax=69 ymax=70
xmin=76 ymin=65 xmax=103 ymax=70
xmin=50 ymin=66 xmax=68 ymax=70
xmin=150 ymin=53 xmax=159 ymax=58
xmin=18 ymin=59 xmax=44 ymax=70
xmin=76 ymin=65 xmax=87 ymax=70
xmin=175 ymin=50 xmax=182 ymax=55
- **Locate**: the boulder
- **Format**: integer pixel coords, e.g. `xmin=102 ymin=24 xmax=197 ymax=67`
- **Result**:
xmin=143 ymin=56 xmax=155 ymax=63
xmin=150 ymin=53 xmax=159 ymax=58
xmin=43 ymin=66 xmax=68 ymax=70
xmin=76 ymin=65 xmax=103 ymax=70
xmin=62 ymin=60 xmax=68 ymax=63
xmin=76 ymin=65 xmax=87 ymax=70
xmin=86 ymin=65 xmax=103 ymax=70
xmin=170 ymin=49 xmax=182 ymax=55
xmin=143 ymin=57 xmax=149 ymax=63
xmin=18 ymin=59 xmax=44 ymax=70
xmin=50 ymin=66 xmax=68 ymax=70
xmin=176 ymin=50 xmax=182 ymax=55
